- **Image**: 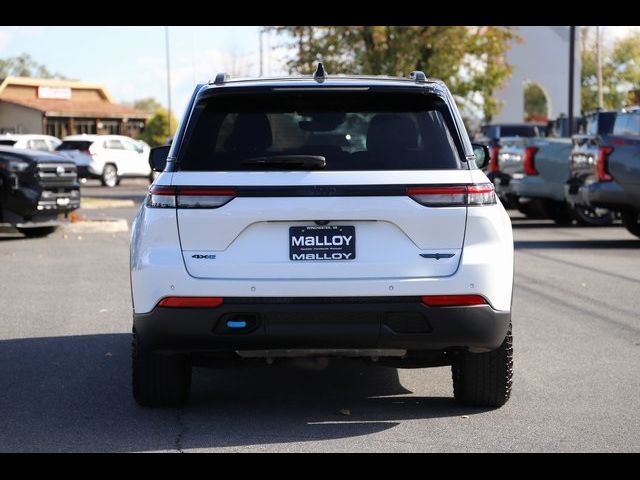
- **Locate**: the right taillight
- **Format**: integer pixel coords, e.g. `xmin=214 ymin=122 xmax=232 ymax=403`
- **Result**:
xmin=489 ymin=146 xmax=501 ymax=173
xmin=596 ymin=146 xmax=614 ymax=182
xmin=147 ymin=185 xmax=237 ymax=208
xmin=523 ymin=146 xmax=539 ymax=176
xmin=407 ymin=183 xmax=496 ymax=207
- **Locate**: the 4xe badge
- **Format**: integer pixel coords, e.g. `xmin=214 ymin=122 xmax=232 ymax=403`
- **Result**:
xmin=192 ymin=254 xmax=216 ymax=259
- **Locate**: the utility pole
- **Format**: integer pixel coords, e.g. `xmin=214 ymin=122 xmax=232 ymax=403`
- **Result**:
xmin=165 ymin=26 xmax=172 ymax=139
xmin=596 ymin=26 xmax=604 ymax=109
xmin=568 ymin=26 xmax=576 ymax=136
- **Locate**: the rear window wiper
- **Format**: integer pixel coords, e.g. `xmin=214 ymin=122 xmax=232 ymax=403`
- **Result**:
xmin=240 ymin=155 xmax=326 ymax=169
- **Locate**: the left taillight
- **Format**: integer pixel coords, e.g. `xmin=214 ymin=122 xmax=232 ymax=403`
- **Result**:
xmin=596 ymin=146 xmax=614 ymax=182
xmin=523 ymin=146 xmax=539 ymax=176
xmin=407 ymin=183 xmax=496 ymax=207
xmin=147 ymin=186 xmax=237 ymax=209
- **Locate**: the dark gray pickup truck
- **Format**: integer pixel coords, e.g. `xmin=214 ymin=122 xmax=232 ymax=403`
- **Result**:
xmin=496 ymin=112 xmax=617 ymax=225
xmin=566 ymin=108 xmax=640 ymax=238
xmin=0 ymin=146 xmax=80 ymax=237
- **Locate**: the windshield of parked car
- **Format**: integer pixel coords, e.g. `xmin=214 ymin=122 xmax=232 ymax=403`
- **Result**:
xmin=176 ymin=92 xmax=465 ymax=171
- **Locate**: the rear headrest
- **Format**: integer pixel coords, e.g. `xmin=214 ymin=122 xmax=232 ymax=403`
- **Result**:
xmin=367 ymin=114 xmax=419 ymax=152
xmin=224 ymin=113 xmax=273 ymax=152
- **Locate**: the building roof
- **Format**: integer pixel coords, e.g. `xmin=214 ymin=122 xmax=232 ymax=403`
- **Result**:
xmin=0 ymin=76 xmax=150 ymax=119
xmin=1 ymin=97 xmax=148 ymax=119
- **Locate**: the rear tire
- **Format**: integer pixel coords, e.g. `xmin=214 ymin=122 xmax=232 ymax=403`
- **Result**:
xmin=101 ymin=164 xmax=118 ymax=188
xmin=541 ymin=200 xmax=574 ymax=226
xmin=452 ymin=325 xmax=513 ymax=408
xmin=621 ymin=210 xmax=640 ymax=238
xmin=17 ymin=226 xmax=57 ymax=238
xmin=132 ymin=328 xmax=191 ymax=407
xmin=572 ymin=206 xmax=614 ymax=227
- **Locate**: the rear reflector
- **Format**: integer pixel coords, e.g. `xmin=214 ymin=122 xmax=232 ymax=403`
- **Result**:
xmin=148 ymin=186 xmax=236 ymax=208
xmin=407 ymin=184 xmax=496 ymax=207
xmin=158 ymin=297 xmax=224 ymax=308
xmin=421 ymin=295 xmax=488 ymax=307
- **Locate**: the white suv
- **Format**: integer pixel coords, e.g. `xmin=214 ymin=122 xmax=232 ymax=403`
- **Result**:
xmin=0 ymin=134 xmax=61 ymax=152
xmin=56 ymin=134 xmax=151 ymax=187
xmin=130 ymin=68 xmax=514 ymax=408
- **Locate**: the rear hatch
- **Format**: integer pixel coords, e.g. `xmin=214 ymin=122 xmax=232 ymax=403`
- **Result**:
xmin=168 ymin=89 xmax=480 ymax=280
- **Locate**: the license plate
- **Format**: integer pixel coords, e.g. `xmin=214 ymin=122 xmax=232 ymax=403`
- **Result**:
xmin=289 ymin=225 xmax=356 ymax=261
xmin=56 ymin=197 xmax=70 ymax=206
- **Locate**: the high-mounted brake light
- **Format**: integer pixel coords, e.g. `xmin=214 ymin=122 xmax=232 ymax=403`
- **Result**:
xmin=523 ymin=146 xmax=539 ymax=176
xmin=421 ymin=295 xmax=488 ymax=307
xmin=147 ymin=186 xmax=237 ymax=208
xmin=407 ymin=184 xmax=496 ymax=207
xmin=489 ymin=146 xmax=501 ymax=173
xmin=596 ymin=146 xmax=614 ymax=182
xmin=158 ymin=297 xmax=224 ymax=308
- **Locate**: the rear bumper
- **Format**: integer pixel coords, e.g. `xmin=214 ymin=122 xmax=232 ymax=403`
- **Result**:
xmin=564 ymin=180 xmax=629 ymax=209
xmin=133 ymin=297 xmax=511 ymax=354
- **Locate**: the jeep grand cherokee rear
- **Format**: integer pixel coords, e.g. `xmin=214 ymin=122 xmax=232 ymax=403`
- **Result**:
xmin=130 ymin=69 xmax=514 ymax=408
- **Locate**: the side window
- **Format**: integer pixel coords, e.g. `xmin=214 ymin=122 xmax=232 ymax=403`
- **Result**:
xmin=613 ymin=114 xmax=630 ymax=136
xmin=122 ymin=139 xmax=140 ymax=151
xmin=627 ymin=114 xmax=640 ymax=137
xmin=28 ymin=139 xmax=49 ymax=151
xmin=105 ymin=139 xmax=124 ymax=150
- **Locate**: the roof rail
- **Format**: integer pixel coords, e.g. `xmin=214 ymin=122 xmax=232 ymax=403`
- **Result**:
xmin=409 ymin=71 xmax=427 ymax=83
xmin=314 ymin=62 xmax=327 ymax=83
xmin=210 ymin=72 xmax=230 ymax=85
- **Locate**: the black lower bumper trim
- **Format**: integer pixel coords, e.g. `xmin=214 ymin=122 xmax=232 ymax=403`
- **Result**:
xmin=134 ymin=297 xmax=511 ymax=354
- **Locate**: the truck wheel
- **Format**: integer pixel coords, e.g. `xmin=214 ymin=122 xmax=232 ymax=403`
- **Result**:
xmin=132 ymin=328 xmax=191 ymax=407
xmin=17 ymin=226 xmax=57 ymax=238
xmin=572 ymin=207 xmax=613 ymax=227
xmin=621 ymin=211 xmax=640 ymax=238
xmin=452 ymin=325 xmax=513 ymax=408
xmin=101 ymin=164 xmax=118 ymax=188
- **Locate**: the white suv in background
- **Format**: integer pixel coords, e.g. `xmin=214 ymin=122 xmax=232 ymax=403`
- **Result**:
xmin=56 ymin=134 xmax=151 ymax=187
xmin=130 ymin=68 xmax=514 ymax=408
xmin=0 ymin=134 xmax=61 ymax=152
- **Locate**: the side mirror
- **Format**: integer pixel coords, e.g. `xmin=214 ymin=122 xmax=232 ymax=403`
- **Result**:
xmin=472 ymin=143 xmax=490 ymax=169
xmin=149 ymin=145 xmax=170 ymax=172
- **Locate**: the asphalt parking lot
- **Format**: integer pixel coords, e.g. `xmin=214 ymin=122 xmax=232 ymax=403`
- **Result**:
xmin=0 ymin=179 xmax=639 ymax=452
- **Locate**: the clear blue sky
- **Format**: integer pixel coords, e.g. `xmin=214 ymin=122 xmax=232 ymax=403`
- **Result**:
xmin=0 ymin=26 xmax=288 ymax=118
xmin=0 ymin=26 xmax=635 ymax=122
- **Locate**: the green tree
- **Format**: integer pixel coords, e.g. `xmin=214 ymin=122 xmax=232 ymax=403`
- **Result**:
xmin=268 ymin=26 xmax=518 ymax=121
xmin=581 ymin=28 xmax=640 ymax=112
xmin=524 ymin=82 xmax=549 ymax=121
xmin=139 ymin=108 xmax=178 ymax=147
xmin=131 ymin=97 xmax=164 ymax=115
xmin=0 ymin=53 xmax=67 ymax=79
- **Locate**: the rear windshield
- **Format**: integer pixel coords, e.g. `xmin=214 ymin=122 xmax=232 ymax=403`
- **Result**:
xmin=177 ymin=92 xmax=465 ymax=171
xmin=613 ymin=112 xmax=640 ymax=137
xmin=0 ymin=140 xmax=17 ymax=146
xmin=57 ymin=141 xmax=92 ymax=151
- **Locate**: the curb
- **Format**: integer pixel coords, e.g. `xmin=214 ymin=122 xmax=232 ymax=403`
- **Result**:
xmin=64 ymin=218 xmax=129 ymax=233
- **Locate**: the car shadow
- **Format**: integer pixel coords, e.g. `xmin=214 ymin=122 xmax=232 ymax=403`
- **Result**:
xmin=515 ymin=239 xmax=640 ymax=249
xmin=0 ymin=333 xmax=491 ymax=452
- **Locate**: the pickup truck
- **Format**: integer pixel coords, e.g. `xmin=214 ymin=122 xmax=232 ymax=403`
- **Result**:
xmin=0 ymin=146 xmax=80 ymax=237
xmin=495 ymin=112 xmax=616 ymax=225
xmin=474 ymin=123 xmax=546 ymax=209
xmin=566 ymin=108 xmax=640 ymax=238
